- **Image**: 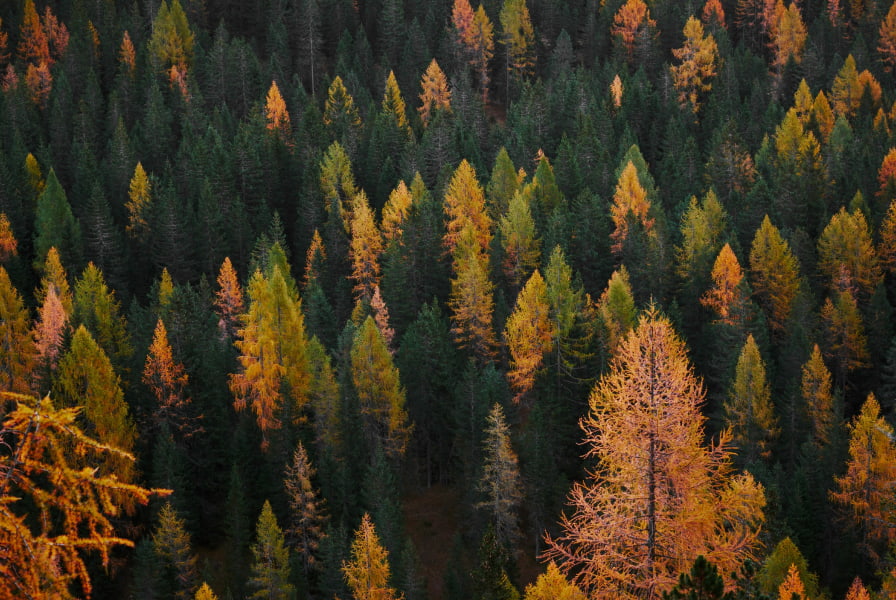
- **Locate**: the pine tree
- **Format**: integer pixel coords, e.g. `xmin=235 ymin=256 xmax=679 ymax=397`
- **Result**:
xmin=343 ymin=514 xmax=399 ymax=600
xmin=477 ymin=403 xmax=524 ymax=551
xmin=505 ymin=270 xmax=552 ymax=400
xmin=670 ymin=17 xmax=720 ymax=113
xmin=0 ymin=392 xmax=160 ymax=599
xmin=0 ymin=266 xmax=35 ymax=394
xmin=418 ymin=59 xmax=451 ymax=126
xmin=831 ymin=394 xmax=896 ymax=564
xmin=350 ymin=316 xmax=411 ymax=458
xmin=284 ymin=441 xmax=327 ymax=574
xmin=153 ymin=502 xmax=199 ymax=600
xmin=749 ymin=216 xmax=800 ymax=333
xmin=248 ymin=500 xmax=295 ymax=600
xmin=545 ymin=308 xmax=765 ymax=596
xmin=725 ymin=334 xmax=778 ymax=465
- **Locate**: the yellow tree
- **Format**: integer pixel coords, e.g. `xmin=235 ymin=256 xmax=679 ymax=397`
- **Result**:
xmin=444 ymin=159 xmax=492 ymax=254
xmin=450 ymin=226 xmax=497 ymax=362
xmin=701 ymin=244 xmax=749 ymax=325
xmin=350 ymin=192 xmax=383 ymax=302
xmin=468 ymin=6 xmax=495 ymax=102
xmin=35 ymin=246 xmax=72 ymax=314
xmin=418 ymin=59 xmax=451 ymax=126
xmin=831 ymin=394 xmax=896 ymax=565
xmin=749 ymin=216 xmax=801 ymax=333
xmin=777 ymin=564 xmax=807 ymax=599
xmin=802 ymin=344 xmax=835 ymax=448
xmin=505 ymin=270 xmax=552 ymax=400
xmin=670 ymin=17 xmax=720 ymax=113
xmin=342 ymin=514 xmax=399 ymax=600
xmin=0 ymin=266 xmax=35 ymax=394
xmin=381 ymin=180 xmax=413 ymax=243
xmin=879 ymin=1 xmax=896 ymax=72
xmin=351 ymin=316 xmax=411 ymax=458
xmin=126 ymin=162 xmax=152 ymax=242
xmin=817 ymin=207 xmax=881 ymax=299
xmin=770 ymin=2 xmax=806 ymax=69
xmin=381 ymin=71 xmax=411 ymax=135
xmin=544 ymin=309 xmax=765 ymax=597
xmin=725 ymin=334 xmax=779 ymax=464
xmin=880 ymin=199 xmax=896 ymax=276
xmin=323 ymin=75 xmax=362 ymax=142
xmin=500 ymin=190 xmax=541 ymax=290
xmin=264 ymin=81 xmax=291 ymax=143
xmin=596 ymin=267 xmax=637 ymax=354
xmin=0 ymin=392 xmax=163 ymax=599
xmin=831 ymin=55 xmax=862 ymax=117
xmin=821 ymin=278 xmax=869 ymax=384
xmin=499 ymin=0 xmax=535 ymax=88
xmin=524 ymin=562 xmax=586 ymax=600
xmin=610 ymin=161 xmax=654 ymax=255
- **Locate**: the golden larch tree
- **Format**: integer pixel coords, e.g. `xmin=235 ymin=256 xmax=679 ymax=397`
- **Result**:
xmin=702 ymin=0 xmax=727 ymax=29
xmin=500 ymin=0 xmax=535 ymax=84
xmin=821 ymin=279 xmax=869 ymax=384
xmin=0 ymin=392 xmax=163 ymax=600
xmin=544 ymin=308 xmax=765 ymax=597
xmin=381 ymin=180 xmax=413 ymax=243
xmin=32 ymin=284 xmax=67 ymax=388
xmin=126 ymin=162 xmax=152 ymax=241
xmin=143 ymin=318 xmax=199 ymax=439
xmin=418 ymin=58 xmax=451 ymax=126
xmin=701 ymin=243 xmax=748 ymax=325
xmin=597 ymin=266 xmax=637 ymax=354
xmin=831 ymin=394 xmax=896 ymax=565
xmin=879 ymin=1 xmax=896 ymax=72
xmin=817 ymin=206 xmax=881 ymax=299
xmin=214 ymin=257 xmax=244 ymax=339
xmin=35 ymin=246 xmax=72 ymax=313
xmin=452 ymin=0 xmax=475 ymax=55
xmin=777 ymin=564 xmax=807 ymax=599
xmin=611 ymin=0 xmax=657 ymax=63
xmin=342 ymin=514 xmax=399 ymax=600
xmin=505 ymin=269 xmax=552 ymax=400
xmin=0 ymin=265 xmax=35 ymax=394
xmin=670 ymin=17 xmax=720 ymax=113
xmin=444 ymin=159 xmax=492 ymax=254
xmin=382 ymin=70 xmax=410 ymax=134
xmin=468 ymin=6 xmax=495 ymax=102
xmin=349 ymin=191 xmax=383 ymax=302
xmin=0 ymin=212 xmax=16 ymax=261
xmin=500 ymin=190 xmax=541 ymax=290
xmin=449 ymin=226 xmax=498 ymax=362
xmin=802 ymin=344 xmax=835 ymax=448
xmin=771 ymin=2 xmax=806 ymax=69
xmin=725 ymin=334 xmax=779 ymax=464
xmin=880 ymin=199 xmax=896 ymax=275
xmin=749 ymin=216 xmax=801 ymax=333
xmin=831 ymin=54 xmax=862 ymax=117
xmin=610 ymin=161 xmax=654 ymax=255
xmin=119 ymin=31 xmax=136 ymax=77
xmin=323 ymin=75 xmax=362 ymax=134
xmin=524 ymin=562 xmax=587 ymax=600
xmin=264 ymin=80 xmax=292 ymax=143
xmin=845 ymin=578 xmax=871 ymax=600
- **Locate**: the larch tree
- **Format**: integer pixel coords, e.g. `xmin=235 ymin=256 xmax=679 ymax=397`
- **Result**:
xmin=214 ymin=257 xmax=244 ymax=339
xmin=758 ymin=537 xmax=819 ymax=599
xmin=499 ymin=0 xmax=535 ymax=92
xmin=831 ymin=55 xmax=862 ymax=117
xmin=468 ymin=6 xmax=496 ymax=102
xmin=350 ymin=316 xmax=412 ymax=458
xmin=670 ymin=17 xmax=720 ymax=114
xmin=611 ymin=0 xmax=657 ymax=64
xmin=449 ymin=225 xmax=498 ymax=362
xmin=195 ymin=583 xmax=219 ymax=600
xmin=418 ymin=58 xmax=451 ymax=126
xmin=505 ymin=270 xmax=552 ymax=400
xmin=0 ymin=266 xmax=35 ymax=394
xmin=17 ymin=0 xmax=48 ymax=66
xmin=702 ymin=0 xmax=727 ymax=29
xmin=802 ymin=344 xmax=836 ymax=448
xmin=320 ymin=140 xmax=358 ymax=232
xmin=0 ymin=212 xmax=16 ymax=261
xmin=35 ymin=246 xmax=72 ymax=314
xmin=831 ymin=394 xmax=896 ymax=564
xmin=500 ymin=190 xmax=541 ymax=290
xmin=477 ymin=403 xmax=524 ymax=551
xmin=264 ymin=80 xmax=292 ymax=143
xmin=153 ymin=502 xmax=199 ymax=599
xmin=284 ymin=441 xmax=327 ymax=574
xmin=323 ymin=76 xmax=362 ymax=141
xmin=248 ymin=500 xmax=294 ymax=600
xmin=32 ymin=284 xmax=67 ymax=390
xmin=350 ymin=191 xmax=383 ymax=302
xmin=487 ymin=147 xmax=521 ymax=219
xmin=381 ymin=180 xmax=413 ymax=243
xmin=444 ymin=159 xmax=492 ymax=254
xmin=845 ymin=578 xmax=871 ymax=600
xmin=72 ymin=263 xmax=133 ymax=373
xmin=342 ymin=513 xmax=399 ymax=600
xmin=879 ymin=1 xmax=896 ymax=72
xmin=725 ymin=334 xmax=778 ymax=465
xmin=701 ymin=244 xmax=749 ymax=326
xmin=524 ymin=562 xmax=586 ymax=600
xmin=597 ymin=267 xmax=637 ymax=354
xmin=452 ymin=0 xmax=475 ymax=62
xmin=544 ymin=308 xmax=765 ymax=597
xmin=382 ymin=70 xmax=411 ymax=136
xmin=143 ymin=318 xmax=199 ymax=440
xmin=148 ymin=0 xmax=195 ymax=73
xmin=749 ymin=216 xmax=801 ymax=333
xmin=610 ymin=161 xmax=654 ymax=255
xmin=126 ymin=162 xmax=152 ymax=242
xmin=0 ymin=392 xmax=160 ymax=600
xmin=119 ymin=30 xmax=136 ymax=77
xmin=821 ymin=282 xmax=869 ymax=385
xmin=877 ymin=148 xmax=896 ymax=218
xmin=676 ymin=191 xmax=727 ymax=308
xmin=817 ymin=207 xmax=881 ymax=299
xmin=770 ymin=2 xmax=806 ymax=70
xmin=777 ymin=564 xmax=806 ymax=600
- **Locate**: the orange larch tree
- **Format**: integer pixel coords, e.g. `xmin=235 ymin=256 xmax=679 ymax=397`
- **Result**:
xmin=381 ymin=180 xmax=413 ymax=243
xmin=32 ymin=284 xmax=67 ymax=390
xmin=611 ymin=0 xmax=657 ymax=63
xmin=451 ymin=0 xmax=475 ymax=61
xmin=504 ymin=269 xmax=552 ymax=400
xmin=143 ymin=318 xmax=199 ymax=440
xmin=701 ymin=243 xmax=749 ymax=325
xmin=702 ymin=0 xmax=727 ymax=29
xmin=264 ymin=80 xmax=292 ymax=143
xmin=214 ymin=257 xmax=244 ymax=339
xmin=777 ymin=564 xmax=807 ymax=599
xmin=610 ymin=161 xmax=654 ymax=255
xmin=802 ymin=344 xmax=836 ymax=448
xmin=17 ymin=0 xmax=49 ymax=66
xmin=119 ymin=31 xmax=136 ymax=77
xmin=770 ymin=2 xmax=806 ymax=70
xmin=879 ymin=1 xmax=896 ymax=72
xmin=418 ymin=59 xmax=451 ymax=126
xmin=468 ymin=6 xmax=495 ymax=102
xmin=544 ymin=308 xmax=765 ymax=597
xmin=0 ymin=212 xmax=16 ymax=261
xmin=877 ymin=148 xmax=896 ymax=216
xmin=444 ymin=159 xmax=492 ymax=254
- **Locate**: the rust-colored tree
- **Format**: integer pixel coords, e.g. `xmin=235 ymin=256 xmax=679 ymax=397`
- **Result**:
xmin=0 ymin=392 xmax=163 ymax=599
xmin=777 ymin=564 xmax=807 ymax=599
xmin=32 ymin=284 xmax=67 ymax=389
xmin=284 ymin=441 xmax=327 ymax=574
xmin=831 ymin=394 xmax=896 ymax=565
xmin=701 ymin=244 xmax=749 ymax=326
xmin=143 ymin=318 xmax=200 ymax=440
xmin=350 ymin=191 xmax=383 ymax=302
xmin=264 ymin=80 xmax=292 ymax=143
xmin=611 ymin=0 xmax=657 ymax=63
xmin=418 ymin=59 xmax=451 ymax=126
xmin=544 ymin=308 xmax=765 ymax=597
xmin=0 ymin=212 xmax=16 ymax=261
xmin=770 ymin=2 xmax=806 ymax=69
xmin=610 ymin=161 xmax=654 ymax=255
xmin=214 ymin=257 xmax=244 ymax=339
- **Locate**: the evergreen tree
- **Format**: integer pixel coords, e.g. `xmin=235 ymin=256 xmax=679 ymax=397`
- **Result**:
xmin=33 ymin=169 xmax=82 ymax=274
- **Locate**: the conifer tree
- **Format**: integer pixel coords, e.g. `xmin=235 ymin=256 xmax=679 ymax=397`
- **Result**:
xmin=671 ymin=17 xmax=720 ymax=113
xmin=381 ymin=181 xmax=413 ymax=243
xmin=34 ymin=169 xmax=82 ymax=273
xmin=144 ymin=318 xmax=199 ymax=440
xmin=284 ymin=441 xmax=327 ymax=574
xmin=487 ymin=148 xmax=520 ymax=220
xmin=153 ymin=502 xmax=198 ymax=600
xmin=350 ymin=316 xmax=411 ymax=458
xmin=757 ymin=537 xmax=819 ymax=598
xmin=382 ymin=71 xmax=411 ymax=135
xmin=215 ymin=257 xmax=244 ymax=339
xmin=611 ymin=0 xmax=657 ymax=64
xmin=499 ymin=190 xmax=540 ymax=290
xmin=17 ymin=0 xmax=48 ymax=66
xmin=504 ymin=270 xmax=552 ymax=400
xmin=249 ymin=500 xmax=294 ymax=600
xmin=821 ymin=283 xmax=869 ymax=385
xmin=35 ymin=247 xmax=72 ymax=314
xmin=320 ymin=141 xmax=358 ymax=232
xmin=879 ymin=1 xmax=896 ymax=72
xmin=343 ymin=514 xmax=399 ymax=600
xmin=831 ymin=394 xmax=896 ymax=564
xmin=148 ymin=0 xmax=195 ymax=72
xmin=444 ymin=159 xmax=492 ymax=254
xmin=264 ymin=81 xmax=292 ymax=143
xmin=596 ymin=267 xmax=637 ymax=354
xmin=801 ymin=344 xmax=835 ymax=448
xmin=350 ymin=191 xmax=383 ymax=301
xmin=478 ymin=403 xmax=523 ymax=551
xmin=450 ymin=226 xmax=498 ymax=362
xmin=749 ymin=216 xmax=800 ymax=333
xmin=545 ymin=308 xmax=765 ymax=596
xmin=32 ymin=285 xmax=67 ymax=390
xmin=0 ymin=266 xmax=35 ymax=394
xmin=817 ymin=207 xmax=881 ymax=299
xmin=195 ymin=583 xmax=218 ymax=600
xmin=126 ymin=162 xmax=152 ymax=242
xmin=469 ymin=6 xmax=496 ymax=102
xmin=701 ymin=244 xmax=749 ymax=326
xmin=610 ymin=161 xmax=654 ymax=255
xmin=725 ymin=334 xmax=778 ymax=465
xmin=770 ymin=2 xmax=806 ymax=69
xmin=524 ymin=562 xmax=586 ymax=600
xmin=777 ymin=564 xmax=806 ymax=600
xmin=500 ymin=0 xmax=535 ymax=90
xmin=324 ymin=76 xmax=362 ymax=140
xmin=0 ymin=212 xmax=16 ymax=261
xmin=418 ymin=59 xmax=451 ymax=126
xmin=72 ymin=263 xmax=133 ymax=373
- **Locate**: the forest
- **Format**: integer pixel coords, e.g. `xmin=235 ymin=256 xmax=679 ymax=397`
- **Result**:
xmin=4 ymin=0 xmax=896 ymax=598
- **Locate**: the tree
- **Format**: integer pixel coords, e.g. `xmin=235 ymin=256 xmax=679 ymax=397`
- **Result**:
xmin=195 ymin=583 xmax=219 ymax=600
xmin=381 ymin=181 xmax=413 ymax=243
xmin=725 ymin=334 xmax=778 ymax=465
xmin=444 ymin=159 xmax=492 ymax=255
xmin=34 ymin=169 xmax=82 ymax=274
xmin=662 ymin=556 xmax=732 ymax=600
xmin=449 ymin=226 xmax=498 ymax=362
xmin=143 ymin=318 xmax=199 ymax=440
xmin=320 ymin=141 xmax=358 ymax=232
xmin=284 ymin=441 xmax=327 ymax=574
xmin=544 ymin=308 xmax=765 ymax=597
xmin=777 ymin=564 xmax=806 ymax=600
xmin=801 ymin=344 xmax=835 ymax=448
xmin=35 ymin=246 xmax=72 ymax=314
xmin=0 ymin=392 xmax=160 ymax=599
xmin=610 ymin=161 xmax=654 ymax=255
xmin=343 ymin=513 xmax=399 ymax=600
xmin=350 ymin=192 xmax=383 ymax=301
xmin=72 ymin=263 xmax=133 ymax=373
xmin=525 ymin=562 xmax=586 ymax=600
xmin=500 ymin=190 xmax=541 ymax=290
xmin=126 ymin=162 xmax=152 ymax=242
xmin=757 ymin=537 xmax=819 ymax=599
xmin=505 ymin=270 xmax=552 ymax=400
xmin=749 ymin=216 xmax=800 ymax=333
xmin=324 ymin=76 xmax=362 ymax=139
xmin=264 ymin=81 xmax=292 ymax=143
xmin=830 ymin=394 xmax=896 ymax=564
xmin=382 ymin=71 xmax=411 ymax=136
xmin=0 ymin=213 xmax=16 ymax=261
xmin=487 ymin=148 xmax=520 ymax=219
xmin=418 ymin=59 xmax=451 ymax=126
xmin=0 ymin=266 xmax=35 ymax=394
xmin=33 ymin=284 xmax=66 ymax=387
xmin=770 ymin=3 xmax=806 ymax=69
xmin=230 ymin=266 xmax=310 ymax=448
xmin=821 ymin=283 xmax=869 ymax=385
xmin=478 ymin=403 xmax=524 ymax=551
xmin=248 ymin=500 xmax=294 ymax=600
xmin=597 ymin=267 xmax=637 ymax=354
xmin=153 ymin=502 xmax=199 ymax=599
xmin=879 ymin=1 xmax=896 ymax=72
xmin=676 ymin=191 xmax=727 ymax=310
xmin=611 ymin=0 xmax=657 ymax=64
xmin=817 ymin=207 xmax=881 ymax=299
xmin=670 ymin=17 xmax=720 ymax=114
xmin=215 ymin=257 xmax=244 ymax=339
xmin=845 ymin=578 xmax=870 ymax=600
xmin=701 ymin=244 xmax=749 ymax=326
xmin=468 ymin=6 xmax=496 ymax=102
xmin=148 ymin=0 xmax=195 ymax=72
xmin=500 ymin=0 xmax=535 ymax=91
xmin=351 ymin=316 xmax=411 ymax=458
xmin=17 ymin=0 xmax=48 ymax=66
